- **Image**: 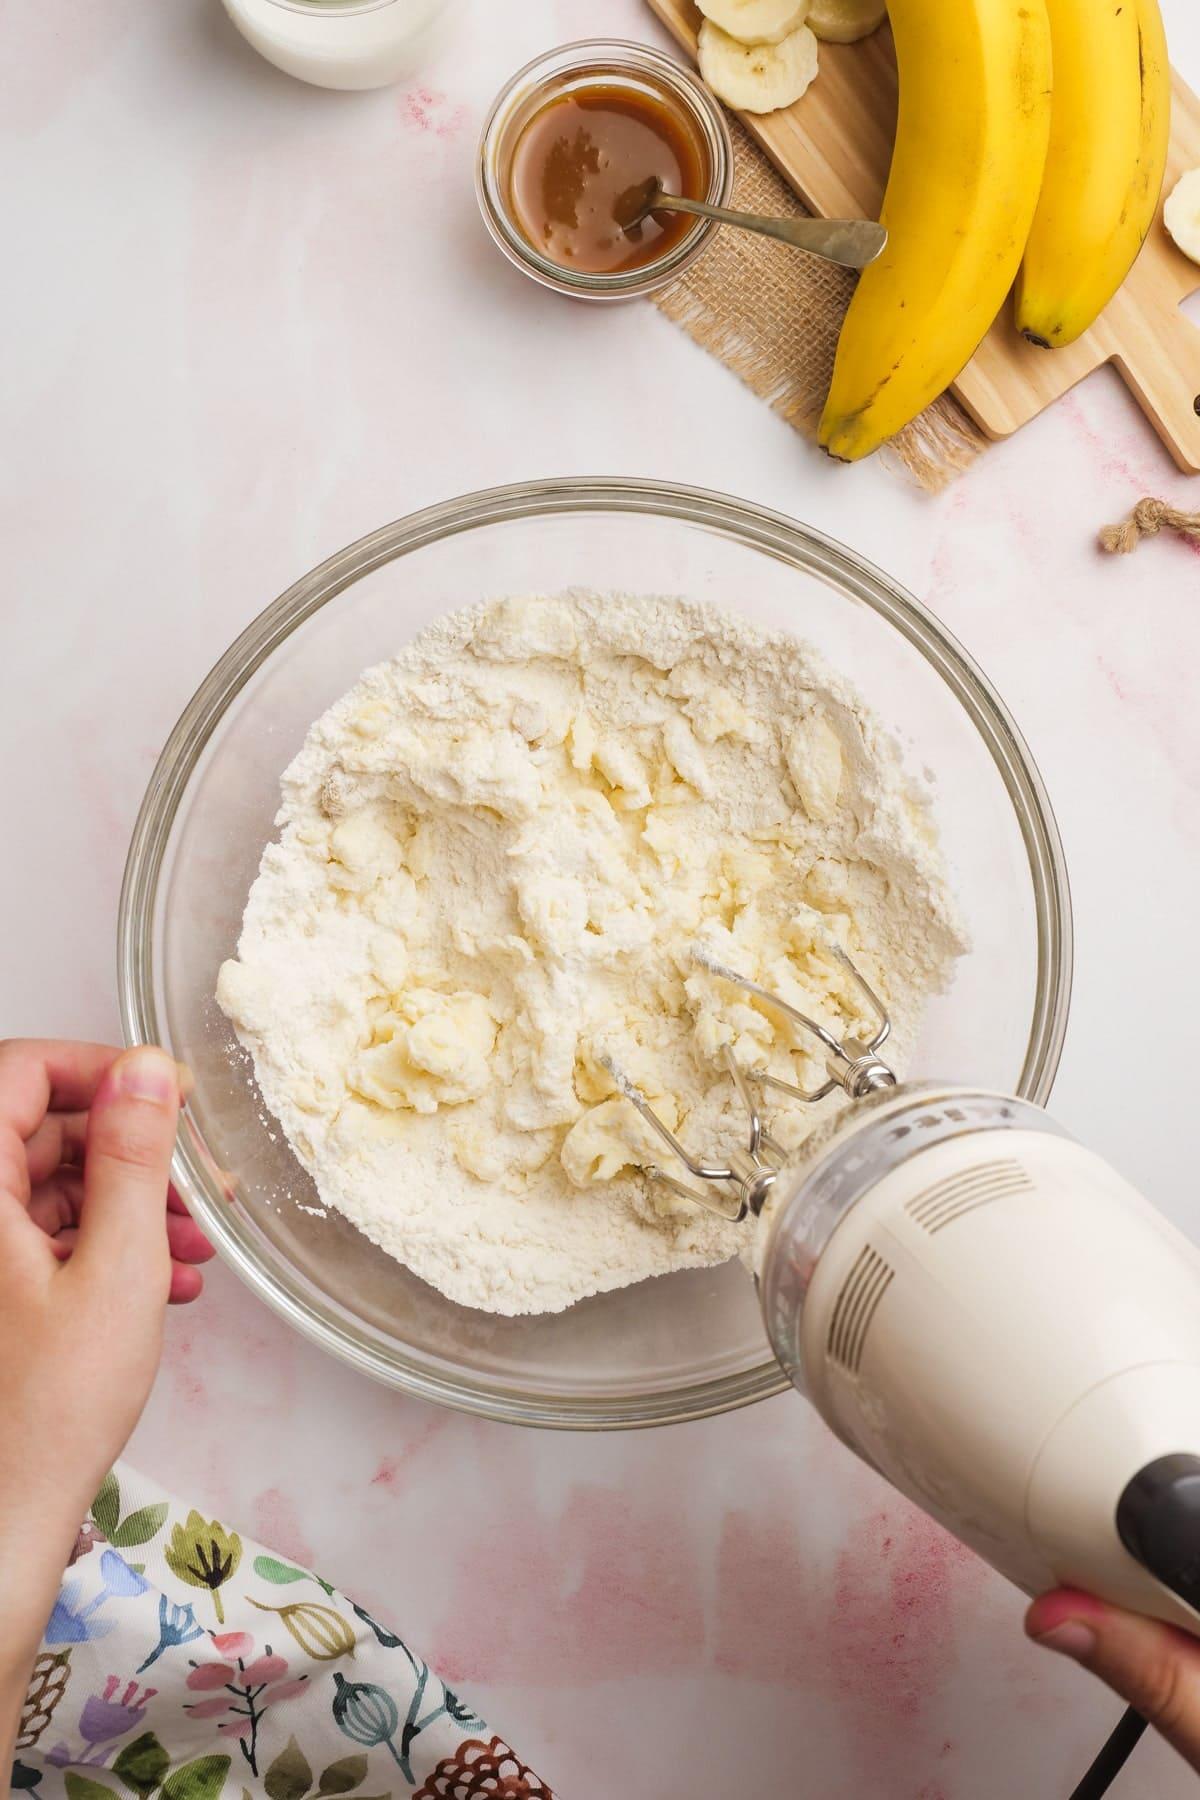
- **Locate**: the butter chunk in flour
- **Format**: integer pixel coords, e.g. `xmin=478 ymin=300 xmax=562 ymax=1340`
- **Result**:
xmin=217 ymin=590 xmax=967 ymax=1315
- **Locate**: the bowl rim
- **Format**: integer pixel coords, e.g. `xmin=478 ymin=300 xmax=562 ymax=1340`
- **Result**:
xmin=118 ymin=476 xmax=1073 ymax=1431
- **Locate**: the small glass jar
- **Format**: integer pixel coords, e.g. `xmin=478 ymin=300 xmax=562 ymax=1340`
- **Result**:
xmin=221 ymin=0 xmax=455 ymax=92
xmin=477 ymin=39 xmax=734 ymax=302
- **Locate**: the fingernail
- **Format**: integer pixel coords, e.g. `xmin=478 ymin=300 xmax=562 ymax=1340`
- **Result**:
xmin=1035 ymin=1621 xmax=1097 ymax=1661
xmin=116 ymin=1048 xmax=178 ymax=1105
xmin=176 ymin=1061 xmax=195 ymax=1100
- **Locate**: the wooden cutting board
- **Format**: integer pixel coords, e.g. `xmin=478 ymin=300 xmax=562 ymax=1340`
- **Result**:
xmin=645 ymin=0 xmax=1200 ymax=472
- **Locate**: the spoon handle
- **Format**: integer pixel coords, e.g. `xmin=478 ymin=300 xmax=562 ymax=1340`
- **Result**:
xmin=654 ymin=193 xmax=886 ymax=270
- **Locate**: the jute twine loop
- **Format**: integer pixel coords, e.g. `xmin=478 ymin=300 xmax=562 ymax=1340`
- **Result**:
xmin=1099 ymin=496 xmax=1200 ymax=554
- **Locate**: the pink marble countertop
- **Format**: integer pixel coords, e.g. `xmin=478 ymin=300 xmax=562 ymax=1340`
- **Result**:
xmin=4 ymin=1 xmax=1200 ymax=1792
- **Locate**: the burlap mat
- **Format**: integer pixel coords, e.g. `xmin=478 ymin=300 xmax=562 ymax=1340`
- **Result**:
xmin=651 ymin=121 xmax=988 ymax=491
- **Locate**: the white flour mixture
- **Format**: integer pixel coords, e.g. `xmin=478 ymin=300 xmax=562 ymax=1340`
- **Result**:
xmin=217 ymin=590 xmax=967 ymax=1314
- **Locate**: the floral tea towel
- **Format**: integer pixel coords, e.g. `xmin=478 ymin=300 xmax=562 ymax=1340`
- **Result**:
xmin=11 ymin=1462 xmax=554 ymax=1800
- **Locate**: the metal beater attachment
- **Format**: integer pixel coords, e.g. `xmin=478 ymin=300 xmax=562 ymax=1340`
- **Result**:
xmin=691 ymin=943 xmax=896 ymax=1106
xmin=602 ymin=1044 xmax=785 ymax=1224
xmin=603 ymin=942 xmax=897 ymax=1224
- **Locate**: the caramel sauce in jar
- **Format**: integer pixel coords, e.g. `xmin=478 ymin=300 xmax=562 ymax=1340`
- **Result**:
xmin=508 ymin=80 xmax=708 ymax=276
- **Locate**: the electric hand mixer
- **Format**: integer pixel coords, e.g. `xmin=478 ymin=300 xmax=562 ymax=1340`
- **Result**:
xmin=608 ymin=944 xmax=1200 ymax=1644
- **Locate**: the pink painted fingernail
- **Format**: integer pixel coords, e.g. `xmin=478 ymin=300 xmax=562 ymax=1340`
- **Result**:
xmin=1035 ymin=1621 xmax=1097 ymax=1661
xmin=116 ymin=1048 xmax=177 ymax=1104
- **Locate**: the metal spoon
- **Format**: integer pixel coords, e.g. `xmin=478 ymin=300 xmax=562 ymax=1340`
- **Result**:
xmin=617 ymin=178 xmax=886 ymax=271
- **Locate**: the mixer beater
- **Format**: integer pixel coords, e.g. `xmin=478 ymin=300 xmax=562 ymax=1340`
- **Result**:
xmin=603 ymin=939 xmax=897 ymax=1223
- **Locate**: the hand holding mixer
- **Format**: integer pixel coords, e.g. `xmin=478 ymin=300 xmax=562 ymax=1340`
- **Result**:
xmin=608 ymin=942 xmax=1200 ymax=1647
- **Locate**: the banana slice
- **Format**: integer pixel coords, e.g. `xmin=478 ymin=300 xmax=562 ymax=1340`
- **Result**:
xmin=1164 ymin=169 xmax=1200 ymax=267
xmin=698 ymin=19 xmax=820 ymax=114
xmin=697 ymin=0 xmax=810 ymax=47
xmin=807 ymin=0 xmax=886 ymax=44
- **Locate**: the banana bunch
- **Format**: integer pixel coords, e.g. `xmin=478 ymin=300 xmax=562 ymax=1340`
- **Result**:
xmin=818 ymin=0 xmax=1171 ymax=462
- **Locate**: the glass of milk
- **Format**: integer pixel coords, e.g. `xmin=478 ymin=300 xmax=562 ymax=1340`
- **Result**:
xmin=221 ymin=0 xmax=455 ymax=91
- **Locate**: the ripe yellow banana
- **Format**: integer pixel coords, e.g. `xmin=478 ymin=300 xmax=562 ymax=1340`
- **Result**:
xmin=1015 ymin=0 xmax=1171 ymax=348
xmin=819 ymin=0 xmax=1052 ymax=463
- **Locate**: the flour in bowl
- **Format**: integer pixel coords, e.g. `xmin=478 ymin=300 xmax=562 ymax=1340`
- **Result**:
xmin=217 ymin=590 xmax=967 ymax=1314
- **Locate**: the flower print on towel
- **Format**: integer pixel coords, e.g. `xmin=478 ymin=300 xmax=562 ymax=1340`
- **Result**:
xmin=55 ymin=1741 xmax=231 ymax=1800
xmin=164 ymin=1513 xmax=242 ymax=1625
xmin=16 ymin=1460 xmax=556 ymax=1799
xmin=413 ymin=1736 xmax=554 ymax=1799
xmin=330 ymin=1675 xmax=403 ymax=1765
xmin=44 ymin=1553 xmax=151 ymax=1646
xmin=348 ymin=1603 xmax=403 ymax=1652
xmin=91 ymin=1472 xmax=169 ymax=1561
xmin=184 ymin=1633 xmax=309 ymax=1776
xmin=255 ymin=1735 xmax=379 ymax=1800
xmin=136 ymin=1598 xmax=205 ymax=1676
xmin=44 ymin=1677 xmax=157 ymax=1771
xmin=252 ymin=1555 xmax=335 ymax=1600
xmin=331 ymin=1655 xmax=484 ymax=1789
xmin=16 ymin=1652 xmax=71 ymax=1751
xmin=248 ymin=1598 xmax=355 ymax=1663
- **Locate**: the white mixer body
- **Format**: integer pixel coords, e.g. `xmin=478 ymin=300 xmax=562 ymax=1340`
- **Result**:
xmin=759 ymin=1087 xmax=1200 ymax=1631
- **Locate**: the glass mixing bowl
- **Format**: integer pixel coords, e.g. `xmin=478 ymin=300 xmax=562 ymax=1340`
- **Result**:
xmin=119 ymin=479 xmax=1072 ymax=1429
